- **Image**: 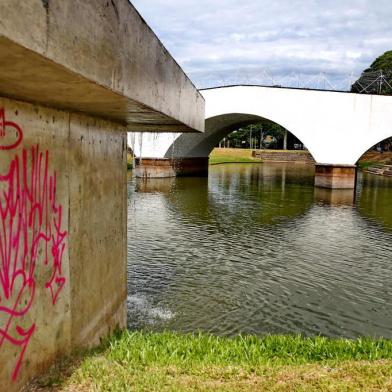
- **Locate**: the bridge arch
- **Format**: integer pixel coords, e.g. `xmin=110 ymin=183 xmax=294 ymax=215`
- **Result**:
xmin=164 ymin=112 xmax=314 ymax=160
xmin=354 ymin=135 xmax=392 ymax=165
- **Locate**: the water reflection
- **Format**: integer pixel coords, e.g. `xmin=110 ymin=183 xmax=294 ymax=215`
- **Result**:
xmin=127 ymin=163 xmax=392 ymax=338
xmin=314 ymin=187 xmax=355 ymax=206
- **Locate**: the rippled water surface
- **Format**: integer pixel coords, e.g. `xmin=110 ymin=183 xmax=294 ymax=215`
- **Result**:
xmin=127 ymin=163 xmax=392 ymax=338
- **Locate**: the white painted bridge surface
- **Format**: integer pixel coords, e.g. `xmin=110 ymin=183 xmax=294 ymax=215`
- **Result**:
xmin=129 ymin=85 xmax=392 ymax=165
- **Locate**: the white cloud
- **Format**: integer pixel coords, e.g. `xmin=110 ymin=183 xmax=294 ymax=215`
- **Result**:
xmin=131 ymin=0 xmax=392 ymax=90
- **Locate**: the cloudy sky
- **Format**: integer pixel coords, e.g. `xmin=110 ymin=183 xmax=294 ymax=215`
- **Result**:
xmin=132 ymin=0 xmax=392 ymax=90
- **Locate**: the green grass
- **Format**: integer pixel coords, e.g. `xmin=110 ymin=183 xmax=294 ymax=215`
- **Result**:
xmin=30 ymin=331 xmax=392 ymax=391
xmin=209 ymin=148 xmax=260 ymax=165
xmin=209 ymin=155 xmax=260 ymax=165
xmin=357 ymin=161 xmax=376 ymax=170
xmin=208 ymin=148 xmax=312 ymax=165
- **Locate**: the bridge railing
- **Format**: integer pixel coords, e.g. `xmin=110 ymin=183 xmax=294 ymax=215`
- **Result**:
xmin=190 ymin=68 xmax=392 ymax=95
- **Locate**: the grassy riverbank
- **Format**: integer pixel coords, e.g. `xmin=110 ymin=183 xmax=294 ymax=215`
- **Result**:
xmin=30 ymin=331 xmax=392 ymax=391
xmin=357 ymin=151 xmax=392 ymax=169
xmin=210 ymin=148 xmax=392 ymax=171
xmin=209 ymin=148 xmax=260 ymax=165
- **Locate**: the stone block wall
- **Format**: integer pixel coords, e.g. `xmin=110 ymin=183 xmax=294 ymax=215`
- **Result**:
xmin=252 ymin=150 xmax=315 ymax=163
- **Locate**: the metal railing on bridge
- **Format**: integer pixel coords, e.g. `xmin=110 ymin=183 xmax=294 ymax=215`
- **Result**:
xmin=191 ymin=68 xmax=392 ymax=95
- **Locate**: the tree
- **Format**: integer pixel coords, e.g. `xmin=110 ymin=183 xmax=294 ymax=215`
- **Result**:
xmin=351 ymin=51 xmax=392 ymax=95
xmin=222 ymin=120 xmax=301 ymax=150
xmin=365 ymin=50 xmax=392 ymax=72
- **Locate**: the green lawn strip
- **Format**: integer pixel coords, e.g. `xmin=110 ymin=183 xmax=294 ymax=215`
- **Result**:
xmin=209 ymin=156 xmax=261 ymax=165
xmin=357 ymin=160 xmax=376 ymax=170
xmin=30 ymin=331 xmax=392 ymax=391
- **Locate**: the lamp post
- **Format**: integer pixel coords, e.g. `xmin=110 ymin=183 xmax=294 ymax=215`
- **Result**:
xmin=283 ymin=129 xmax=288 ymax=150
xmin=260 ymin=126 xmax=263 ymax=150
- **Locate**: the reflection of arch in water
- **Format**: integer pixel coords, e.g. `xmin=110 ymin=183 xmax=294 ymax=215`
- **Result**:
xmin=356 ymin=171 xmax=392 ymax=230
xmin=135 ymin=163 xmax=316 ymax=226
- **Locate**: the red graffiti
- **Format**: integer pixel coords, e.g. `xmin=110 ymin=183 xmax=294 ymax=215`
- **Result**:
xmin=0 ymin=109 xmax=23 ymax=150
xmin=0 ymin=109 xmax=67 ymax=381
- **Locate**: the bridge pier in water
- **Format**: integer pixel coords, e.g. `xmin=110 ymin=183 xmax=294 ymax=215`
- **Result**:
xmin=314 ymin=164 xmax=357 ymax=189
xmin=135 ymin=157 xmax=209 ymax=178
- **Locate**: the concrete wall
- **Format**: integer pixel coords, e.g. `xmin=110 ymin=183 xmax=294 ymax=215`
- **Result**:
xmin=0 ymin=96 xmax=127 ymax=390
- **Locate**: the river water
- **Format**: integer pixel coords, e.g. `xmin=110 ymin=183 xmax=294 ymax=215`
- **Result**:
xmin=127 ymin=163 xmax=392 ymax=338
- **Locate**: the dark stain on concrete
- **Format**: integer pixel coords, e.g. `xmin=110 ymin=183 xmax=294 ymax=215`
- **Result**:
xmin=111 ymin=0 xmax=120 ymax=21
xmin=41 ymin=0 xmax=50 ymax=12
xmin=41 ymin=0 xmax=50 ymax=51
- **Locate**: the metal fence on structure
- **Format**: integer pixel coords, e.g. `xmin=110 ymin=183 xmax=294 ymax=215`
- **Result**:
xmin=351 ymin=69 xmax=392 ymax=95
xmin=191 ymin=69 xmax=358 ymax=92
xmin=191 ymin=68 xmax=392 ymax=95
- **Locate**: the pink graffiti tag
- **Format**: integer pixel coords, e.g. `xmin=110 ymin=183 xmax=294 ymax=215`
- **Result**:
xmin=0 ymin=109 xmax=68 ymax=381
xmin=0 ymin=108 xmax=23 ymax=150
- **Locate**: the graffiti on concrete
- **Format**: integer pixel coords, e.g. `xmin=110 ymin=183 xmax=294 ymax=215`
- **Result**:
xmin=0 ymin=109 xmax=68 ymax=381
xmin=0 ymin=108 xmax=23 ymax=150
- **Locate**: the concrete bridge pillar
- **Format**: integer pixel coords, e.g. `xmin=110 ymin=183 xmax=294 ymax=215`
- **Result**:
xmin=314 ymin=164 xmax=357 ymax=189
xmin=135 ymin=157 xmax=209 ymax=178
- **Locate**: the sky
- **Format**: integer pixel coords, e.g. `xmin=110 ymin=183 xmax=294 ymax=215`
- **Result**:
xmin=131 ymin=0 xmax=392 ymax=90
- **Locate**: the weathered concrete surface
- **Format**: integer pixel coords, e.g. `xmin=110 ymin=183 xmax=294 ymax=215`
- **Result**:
xmin=0 ymin=0 xmax=204 ymax=133
xmin=0 ymin=97 xmax=127 ymax=391
xmin=135 ymin=157 xmax=209 ymax=178
xmin=68 ymin=115 xmax=127 ymax=348
xmin=314 ymin=164 xmax=357 ymax=189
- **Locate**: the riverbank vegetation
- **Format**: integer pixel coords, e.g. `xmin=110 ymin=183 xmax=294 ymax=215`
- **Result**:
xmin=30 ymin=331 xmax=392 ymax=391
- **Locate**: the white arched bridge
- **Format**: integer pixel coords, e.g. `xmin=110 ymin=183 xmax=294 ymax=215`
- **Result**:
xmin=130 ymin=85 xmax=392 ymax=189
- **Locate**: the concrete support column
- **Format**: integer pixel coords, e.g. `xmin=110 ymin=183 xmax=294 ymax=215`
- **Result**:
xmin=135 ymin=157 xmax=209 ymax=178
xmin=314 ymin=164 xmax=357 ymax=189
